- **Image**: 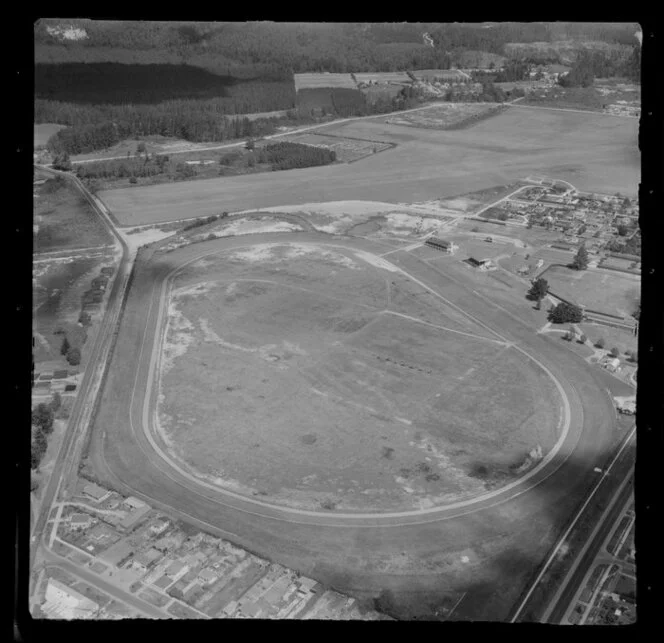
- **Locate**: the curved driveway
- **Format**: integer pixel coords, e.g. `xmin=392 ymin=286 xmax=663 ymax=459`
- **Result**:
xmin=88 ymin=231 xmax=626 ymax=618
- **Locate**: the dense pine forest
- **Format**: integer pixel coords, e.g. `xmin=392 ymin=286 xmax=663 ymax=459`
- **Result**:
xmin=35 ymin=20 xmax=641 ymax=157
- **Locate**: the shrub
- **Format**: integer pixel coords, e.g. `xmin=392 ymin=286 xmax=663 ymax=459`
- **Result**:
xmin=610 ymin=347 xmax=620 ymax=358
xmin=579 ymin=334 xmax=587 ymax=343
xmin=66 ymin=347 xmax=82 ymax=366
xmin=129 ymin=176 xmax=138 ymax=184
xmin=596 ymin=338 xmax=606 ymax=349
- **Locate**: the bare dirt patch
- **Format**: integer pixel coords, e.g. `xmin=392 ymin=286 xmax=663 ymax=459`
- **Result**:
xmin=385 ymin=103 xmax=504 ymax=129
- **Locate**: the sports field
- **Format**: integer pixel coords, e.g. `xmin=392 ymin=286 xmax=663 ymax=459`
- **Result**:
xmin=542 ymin=265 xmax=640 ymax=318
xmin=100 ymin=107 xmax=639 ymax=226
xmin=157 ymin=243 xmax=560 ymax=512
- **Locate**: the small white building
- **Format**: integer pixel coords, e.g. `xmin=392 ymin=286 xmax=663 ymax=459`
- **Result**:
xmin=604 ymin=357 xmax=621 ymax=372
xmin=42 ymin=579 xmax=99 ymax=619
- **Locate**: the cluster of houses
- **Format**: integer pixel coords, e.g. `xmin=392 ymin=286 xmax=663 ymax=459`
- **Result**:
xmin=489 ymin=183 xmax=639 ymax=257
xmin=46 ymin=480 xmax=389 ymax=620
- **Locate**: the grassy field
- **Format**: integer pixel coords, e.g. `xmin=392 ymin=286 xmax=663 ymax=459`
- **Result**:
xmin=34 ymin=177 xmax=113 ymax=252
xmin=542 ymin=265 xmax=640 ymax=318
xmin=578 ymin=323 xmax=638 ymax=355
xmin=34 ymin=123 xmax=65 ymax=148
xmin=385 ymin=103 xmax=503 ymax=130
xmin=100 ymin=107 xmax=639 ymax=226
xmin=354 ymin=72 xmax=410 ymax=84
xmin=157 ymin=244 xmax=559 ymax=512
xmin=294 ymin=73 xmax=356 ymax=90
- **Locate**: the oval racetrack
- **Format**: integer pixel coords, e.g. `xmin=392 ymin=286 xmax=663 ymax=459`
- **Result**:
xmin=87 ymin=231 xmax=626 ymax=619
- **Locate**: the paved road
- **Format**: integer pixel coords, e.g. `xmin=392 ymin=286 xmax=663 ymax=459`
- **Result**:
xmin=543 ymin=454 xmax=635 ymax=624
xmin=41 ymin=553 xmax=165 ymax=618
xmin=85 ymin=230 xmax=628 ymax=619
xmin=30 ymin=167 xmax=129 ymax=572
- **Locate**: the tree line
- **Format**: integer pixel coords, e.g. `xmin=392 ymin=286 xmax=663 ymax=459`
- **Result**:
xmin=559 ymin=46 xmax=640 ymax=87
xmin=44 ymin=106 xmax=282 ymax=156
xmin=31 ymin=394 xmax=62 ymax=470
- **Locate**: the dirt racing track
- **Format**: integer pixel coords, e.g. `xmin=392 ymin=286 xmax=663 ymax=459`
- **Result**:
xmin=87 ymin=231 xmax=624 ymax=620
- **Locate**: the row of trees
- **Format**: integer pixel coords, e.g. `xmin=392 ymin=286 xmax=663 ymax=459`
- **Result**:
xmin=31 ymin=394 xmax=61 ymax=470
xmin=44 ymin=103 xmax=282 ymax=156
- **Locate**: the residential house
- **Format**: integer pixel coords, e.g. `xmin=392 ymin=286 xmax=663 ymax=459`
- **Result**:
xmin=68 ymin=513 xmax=94 ymax=530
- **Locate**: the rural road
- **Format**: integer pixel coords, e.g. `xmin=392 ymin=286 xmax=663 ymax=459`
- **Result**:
xmin=30 ymin=167 xmax=130 ymax=572
xmin=66 ymin=96 xmax=528 ymax=166
xmin=86 ymin=229 xmax=632 ymax=618
xmin=67 ymin=100 xmax=464 ymax=165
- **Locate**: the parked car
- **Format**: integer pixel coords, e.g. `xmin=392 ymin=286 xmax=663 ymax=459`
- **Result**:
xmin=485 ymin=237 xmax=493 ymax=242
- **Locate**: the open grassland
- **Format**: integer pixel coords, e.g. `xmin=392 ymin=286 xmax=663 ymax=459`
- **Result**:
xmin=34 ymin=178 xmax=113 ymax=252
xmin=34 ymin=123 xmax=65 ymax=148
xmin=100 ymin=107 xmax=639 ymax=226
xmin=542 ymin=265 xmax=640 ymax=318
xmin=294 ymin=73 xmax=357 ymax=90
xmin=157 ymin=243 xmax=559 ymax=512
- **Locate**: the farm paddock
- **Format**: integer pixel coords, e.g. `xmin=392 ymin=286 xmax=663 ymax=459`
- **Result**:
xmin=99 ymin=106 xmax=639 ymax=226
xmin=34 ymin=177 xmax=113 ymax=253
xmin=157 ymin=242 xmax=560 ymax=513
xmin=540 ymin=265 xmax=640 ymax=319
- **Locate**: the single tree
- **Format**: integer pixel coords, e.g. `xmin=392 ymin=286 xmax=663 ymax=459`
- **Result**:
xmin=245 ymin=139 xmax=255 ymax=151
xmin=579 ymin=334 xmax=587 ymax=344
xmin=66 ymin=347 xmax=81 ymax=366
xmin=564 ymin=330 xmax=573 ymax=341
xmin=527 ymin=277 xmax=549 ymax=301
xmin=571 ymin=244 xmax=589 ymax=270
xmin=629 ymin=350 xmax=638 ymax=363
xmin=596 ymin=337 xmax=606 ymax=349
xmin=610 ymin=347 xmax=620 ymax=358
xmin=136 ymin=142 xmax=147 ymax=156
xmin=60 ymin=336 xmax=70 ymax=356
xmin=31 ymin=403 xmax=53 ymax=431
